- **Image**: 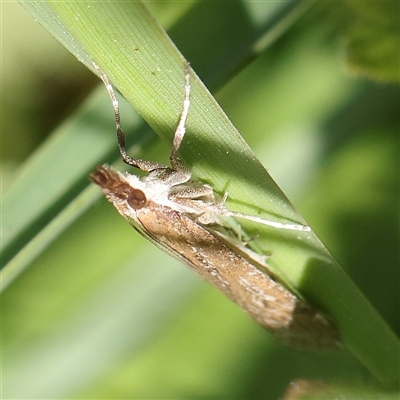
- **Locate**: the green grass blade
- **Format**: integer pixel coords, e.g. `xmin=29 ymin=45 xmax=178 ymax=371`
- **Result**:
xmin=5 ymin=0 xmax=398 ymax=390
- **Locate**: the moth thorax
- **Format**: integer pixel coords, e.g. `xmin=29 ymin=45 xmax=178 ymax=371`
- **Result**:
xmin=127 ymin=189 xmax=147 ymax=209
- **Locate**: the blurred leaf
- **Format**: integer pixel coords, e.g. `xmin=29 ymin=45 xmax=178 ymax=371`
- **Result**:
xmin=2 ymin=1 xmax=399 ymax=398
xmin=282 ymin=379 xmax=400 ymax=400
xmin=345 ymin=1 xmax=400 ymax=81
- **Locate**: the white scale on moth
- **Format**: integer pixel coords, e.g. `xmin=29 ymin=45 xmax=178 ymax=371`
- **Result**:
xmin=90 ymin=62 xmax=340 ymax=350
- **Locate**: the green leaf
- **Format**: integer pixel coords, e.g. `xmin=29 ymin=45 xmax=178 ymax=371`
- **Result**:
xmin=3 ymin=1 xmax=398 ymax=396
xmin=345 ymin=1 xmax=400 ymax=81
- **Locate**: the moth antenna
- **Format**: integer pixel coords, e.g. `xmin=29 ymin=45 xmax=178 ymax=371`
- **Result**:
xmin=92 ymin=62 xmax=167 ymax=172
xmin=92 ymin=62 xmax=131 ymax=164
xmin=171 ymin=62 xmax=191 ymax=161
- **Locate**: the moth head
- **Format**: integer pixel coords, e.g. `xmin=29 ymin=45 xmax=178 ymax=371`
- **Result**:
xmin=91 ymin=165 xmax=178 ymax=215
xmin=90 ymin=165 xmax=148 ymax=209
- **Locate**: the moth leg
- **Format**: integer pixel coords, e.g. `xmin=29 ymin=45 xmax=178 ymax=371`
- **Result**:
xmin=209 ymin=191 xmax=311 ymax=231
xmin=220 ymin=209 xmax=311 ymax=231
xmin=219 ymin=192 xmax=229 ymax=206
xmin=170 ymin=62 xmax=191 ymax=172
xmin=169 ymin=183 xmax=215 ymax=201
xmin=93 ymin=62 xmax=167 ymax=173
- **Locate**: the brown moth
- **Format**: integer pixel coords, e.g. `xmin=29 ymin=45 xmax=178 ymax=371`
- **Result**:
xmin=90 ymin=62 xmax=340 ymax=350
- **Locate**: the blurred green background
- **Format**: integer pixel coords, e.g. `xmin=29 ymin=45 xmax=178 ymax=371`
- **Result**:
xmin=2 ymin=1 xmax=399 ymax=398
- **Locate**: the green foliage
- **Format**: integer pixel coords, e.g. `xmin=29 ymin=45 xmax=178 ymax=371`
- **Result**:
xmin=2 ymin=1 xmax=399 ymax=398
xmin=345 ymin=1 xmax=400 ymax=81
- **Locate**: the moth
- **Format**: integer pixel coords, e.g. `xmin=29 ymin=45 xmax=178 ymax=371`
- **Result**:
xmin=90 ymin=62 xmax=340 ymax=350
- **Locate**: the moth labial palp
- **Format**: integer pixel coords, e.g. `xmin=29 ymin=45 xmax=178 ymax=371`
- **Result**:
xmin=90 ymin=61 xmax=340 ymax=351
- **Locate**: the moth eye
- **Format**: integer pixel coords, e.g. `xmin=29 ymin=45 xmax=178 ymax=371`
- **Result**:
xmin=127 ymin=189 xmax=147 ymax=209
